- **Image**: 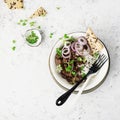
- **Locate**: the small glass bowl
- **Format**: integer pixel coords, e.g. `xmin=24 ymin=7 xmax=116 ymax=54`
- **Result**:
xmin=24 ymin=28 xmax=42 ymax=47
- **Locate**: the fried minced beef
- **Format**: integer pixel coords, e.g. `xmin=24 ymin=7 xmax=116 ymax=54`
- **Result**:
xmin=55 ymin=46 xmax=87 ymax=84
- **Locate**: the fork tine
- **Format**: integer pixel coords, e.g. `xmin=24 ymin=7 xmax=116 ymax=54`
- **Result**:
xmin=94 ymin=54 xmax=103 ymax=65
xmin=90 ymin=54 xmax=108 ymax=73
xmin=94 ymin=54 xmax=104 ymax=65
xmin=96 ymin=54 xmax=106 ymax=67
xmin=98 ymin=57 xmax=108 ymax=69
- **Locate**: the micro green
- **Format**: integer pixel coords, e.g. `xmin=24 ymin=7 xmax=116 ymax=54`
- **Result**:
xmin=93 ymin=52 xmax=99 ymax=58
xmin=37 ymin=26 xmax=41 ymax=29
xmin=71 ymin=71 xmax=76 ymax=76
xmin=69 ymin=60 xmax=74 ymax=64
xmin=29 ymin=21 xmax=36 ymax=27
xmin=22 ymin=22 xmax=27 ymax=26
xmin=83 ymin=57 xmax=87 ymax=63
xmin=64 ymin=34 xmax=69 ymax=38
xmin=65 ymin=65 xmax=72 ymax=72
xmin=80 ymin=65 xmax=85 ymax=71
xmin=56 ymin=7 xmax=60 ymax=10
xmin=17 ymin=19 xmax=28 ymax=26
xmin=81 ymin=72 xmax=86 ymax=78
xmin=12 ymin=46 xmax=16 ymax=51
xmin=26 ymin=31 xmax=39 ymax=44
xmin=56 ymin=48 xmax=62 ymax=57
xmin=77 ymin=57 xmax=82 ymax=62
xmin=49 ymin=33 xmax=54 ymax=38
xmin=12 ymin=40 xmax=16 ymax=43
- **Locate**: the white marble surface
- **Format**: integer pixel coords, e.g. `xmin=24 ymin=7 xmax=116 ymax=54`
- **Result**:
xmin=0 ymin=0 xmax=120 ymax=120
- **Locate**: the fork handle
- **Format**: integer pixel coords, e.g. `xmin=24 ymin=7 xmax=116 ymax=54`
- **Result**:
xmin=56 ymin=77 xmax=87 ymax=106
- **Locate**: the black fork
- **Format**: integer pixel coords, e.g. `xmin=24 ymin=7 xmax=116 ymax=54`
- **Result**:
xmin=56 ymin=54 xmax=108 ymax=106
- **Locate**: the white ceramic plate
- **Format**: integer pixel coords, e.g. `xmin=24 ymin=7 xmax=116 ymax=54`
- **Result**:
xmin=49 ymin=32 xmax=110 ymax=93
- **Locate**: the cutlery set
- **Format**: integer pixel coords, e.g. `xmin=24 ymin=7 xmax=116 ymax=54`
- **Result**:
xmin=56 ymin=54 xmax=108 ymax=106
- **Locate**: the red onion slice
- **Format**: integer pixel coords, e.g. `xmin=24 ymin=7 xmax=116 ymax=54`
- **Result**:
xmin=78 ymin=36 xmax=87 ymax=45
xmin=62 ymin=46 xmax=71 ymax=58
xmin=62 ymin=53 xmax=71 ymax=59
xmin=75 ymin=50 xmax=84 ymax=56
xmin=71 ymin=42 xmax=76 ymax=52
xmin=86 ymin=45 xmax=90 ymax=53
xmin=75 ymin=42 xmax=83 ymax=51
xmin=62 ymin=47 xmax=70 ymax=55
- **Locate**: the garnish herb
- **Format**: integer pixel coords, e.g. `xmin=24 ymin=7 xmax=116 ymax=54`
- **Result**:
xmin=93 ymin=52 xmax=99 ymax=58
xmin=61 ymin=34 xmax=75 ymax=43
xmin=17 ymin=19 xmax=28 ymax=26
xmin=65 ymin=65 xmax=72 ymax=72
xmin=56 ymin=7 xmax=60 ymax=10
xmin=77 ymin=57 xmax=82 ymax=62
xmin=71 ymin=71 xmax=76 ymax=76
xmin=24 ymin=19 xmax=28 ymax=22
xmin=12 ymin=40 xmax=16 ymax=51
xmin=12 ymin=46 xmax=16 ymax=51
xmin=49 ymin=33 xmax=54 ymax=38
xmin=29 ymin=21 xmax=36 ymax=27
xmin=37 ymin=26 xmax=41 ymax=29
xmin=83 ymin=57 xmax=87 ymax=63
xmin=68 ymin=36 xmax=76 ymax=42
xmin=56 ymin=48 xmax=62 ymax=57
xmin=69 ymin=60 xmax=74 ymax=64
xmin=12 ymin=40 xmax=16 ymax=43
xmin=26 ymin=31 xmax=39 ymax=44
xmin=81 ymin=73 xmax=86 ymax=78
xmin=22 ymin=22 xmax=27 ymax=26
xmin=64 ymin=34 xmax=69 ymax=38
xmin=80 ymin=65 xmax=85 ymax=71
xmin=17 ymin=19 xmax=38 ymax=27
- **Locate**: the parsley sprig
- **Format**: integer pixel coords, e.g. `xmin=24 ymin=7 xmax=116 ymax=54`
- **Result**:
xmin=26 ymin=31 xmax=39 ymax=44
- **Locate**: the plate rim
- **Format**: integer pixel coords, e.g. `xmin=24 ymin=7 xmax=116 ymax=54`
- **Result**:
xmin=48 ymin=31 xmax=110 ymax=94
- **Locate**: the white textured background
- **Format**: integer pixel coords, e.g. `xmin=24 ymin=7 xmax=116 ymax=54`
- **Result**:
xmin=0 ymin=0 xmax=120 ymax=120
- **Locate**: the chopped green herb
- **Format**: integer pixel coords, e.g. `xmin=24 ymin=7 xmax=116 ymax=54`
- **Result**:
xmin=26 ymin=31 xmax=39 ymax=44
xmin=68 ymin=36 xmax=76 ymax=42
xmin=12 ymin=40 xmax=16 ymax=43
xmin=81 ymin=73 xmax=86 ymax=78
xmin=17 ymin=22 xmax=21 ymax=25
xmin=56 ymin=48 xmax=62 ymax=57
xmin=69 ymin=60 xmax=74 ymax=64
xmin=20 ymin=19 xmax=23 ymax=22
xmin=65 ymin=65 xmax=72 ymax=72
xmin=17 ymin=19 xmax=28 ymax=26
xmin=71 ymin=71 xmax=76 ymax=76
xmin=61 ymin=34 xmax=75 ymax=43
xmin=83 ymin=57 xmax=87 ymax=63
xmin=56 ymin=7 xmax=60 ymax=10
xmin=93 ymin=52 xmax=99 ymax=58
xmin=64 ymin=34 xmax=69 ymax=38
xmin=12 ymin=46 xmax=16 ymax=51
xmin=49 ymin=33 xmax=54 ymax=38
xmin=22 ymin=22 xmax=27 ymax=26
xmin=24 ymin=19 xmax=28 ymax=22
xmin=29 ymin=21 xmax=36 ymax=27
xmin=80 ymin=65 xmax=85 ymax=71
xmin=77 ymin=57 xmax=82 ymax=62
xmin=37 ymin=26 xmax=41 ymax=29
